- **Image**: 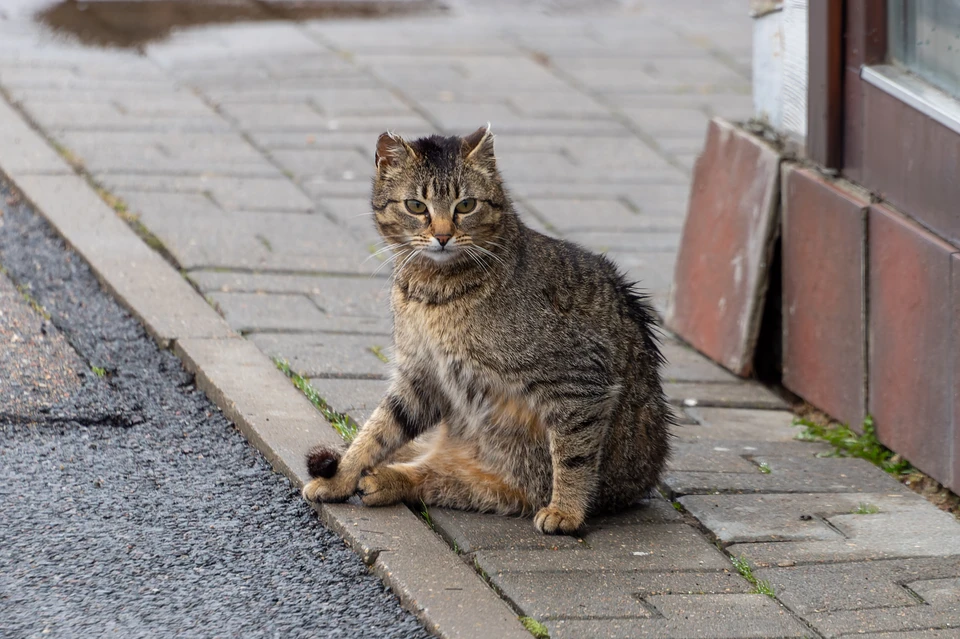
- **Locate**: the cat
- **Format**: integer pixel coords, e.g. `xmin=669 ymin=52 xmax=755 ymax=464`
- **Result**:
xmin=302 ymin=125 xmax=673 ymax=534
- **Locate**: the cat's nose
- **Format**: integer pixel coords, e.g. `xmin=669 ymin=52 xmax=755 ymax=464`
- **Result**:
xmin=435 ymin=234 xmax=452 ymax=247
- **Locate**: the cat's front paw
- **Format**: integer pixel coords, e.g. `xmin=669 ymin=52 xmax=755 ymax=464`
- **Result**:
xmin=534 ymin=505 xmax=584 ymax=535
xmin=302 ymin=474 xmax=357 ymax=503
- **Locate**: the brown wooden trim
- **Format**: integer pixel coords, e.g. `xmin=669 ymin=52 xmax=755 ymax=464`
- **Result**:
xmin=807 ymin=0 xmax=845 ymax=168
xmin=845 ymin=0 xmax=887 ymax=69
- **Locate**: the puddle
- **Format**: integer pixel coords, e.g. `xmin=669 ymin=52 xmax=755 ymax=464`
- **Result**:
xmin=33 ymin=0 xmax=444 ymax=49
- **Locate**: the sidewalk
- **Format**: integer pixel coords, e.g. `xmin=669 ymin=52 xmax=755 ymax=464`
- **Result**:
xmin=2 ymin=1 xmax=959 ymax=637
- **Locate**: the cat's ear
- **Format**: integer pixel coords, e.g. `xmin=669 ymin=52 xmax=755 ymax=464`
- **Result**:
xmin=461 ymin=124 xmax=495 ymax=166
xmin=375 ymin=132 xmax=416 ymax=173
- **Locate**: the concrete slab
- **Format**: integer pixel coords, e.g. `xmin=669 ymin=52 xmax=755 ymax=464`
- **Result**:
xmin=680 ymin=492 xmax=929 ymax=544
xmin=475 ymin=524 xmax=732 ymax=574
xmin=665 ymin=456 xmax=909 ymax=497
xmin=665 ymin=382 xmax=789 ymax=410
xmin=251 ymin=332 xmax=390 ymax=379
xmin=490 ymin=570 xmax=752 ymax=620
xmin=545 ymin=594 xmax=808 ymax=638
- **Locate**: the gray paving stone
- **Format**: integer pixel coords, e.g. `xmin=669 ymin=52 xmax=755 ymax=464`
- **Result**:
xmin=490 ymin=570 xmax=752 ymax=621
xmin=187 ymin=270 xmax=389 ymax=297
xmin=755 ymin=558 xmax=960 ymax=616
xmin=664 ymin=382 xmax=790 ymax=410
xmin=220 ymin=102 xmax=432 ymax=133
xmin=97 ymin=175 xmax=315 ymax=212
xmin=57 ymin=130 xmax=279 ymax=176
xmin=523 ymin=198 xmax=650 ymax=234
xmin=753 ymin=559 xmax=960 ymax=638
xmin=188 ymin=271 xmax=393 ymax=320
xmin=250 ymin=332 xmax=390 ymax=379
xmin=431 ymin=499 xmax=682 ymax=555
xmin=665 ymin=455 xmax=909 ymax=498
xmin=308 ymin=378 xmax=389 ymax=425
xmin=728 ymin=502 xmax=960 ymax=565
xmin=839 ymin=630 xmax=960 ymax=638
xmin=545 ymin=594 xmax=808 ymax=639
xmin=661 ymin=341 xmax=740 ymax=383
xmin=565 ymin=230 xmax=682 ymax=254
xmin=667 ymin=442 xmax=764 ymax=474
xmin=680 ymin=407 xmax=802 ymax=442
xmin=315 ymin=196 xmax=381 ymax=239
xmin=0 ymin=98 xmax=72 ymax=176
xmin=208 ymin=292 xmax=391 ymax=335
xmin=270 ymin=148 xmax=372 ymax=185
xmin=124 ymin=210 xmax=375 ymax=274
xmin=475 ymin=523 xmax=731 ymax=574
xmin=19 ymin=100 xmax=230 ymax=132
xmin=431 ymin=509 xmax=586 ymax=554
xmin=680 ymin=492 xmax=928 ymax=544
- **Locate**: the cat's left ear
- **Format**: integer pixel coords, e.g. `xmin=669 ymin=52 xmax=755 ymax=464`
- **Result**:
xmin=461 ymin=124 xmax=495 ymax=167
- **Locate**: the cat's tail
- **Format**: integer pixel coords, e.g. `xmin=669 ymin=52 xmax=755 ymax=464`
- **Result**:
xmin=306 ymin=444 xmax=342 ymax=479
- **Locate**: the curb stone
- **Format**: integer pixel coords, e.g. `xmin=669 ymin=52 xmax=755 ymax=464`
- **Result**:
xmin=0 ymin=95 xmax=530 ymax=639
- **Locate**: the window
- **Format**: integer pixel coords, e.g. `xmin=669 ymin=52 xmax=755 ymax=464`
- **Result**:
xmin=888 ymin=0 xmax=960 ymax=98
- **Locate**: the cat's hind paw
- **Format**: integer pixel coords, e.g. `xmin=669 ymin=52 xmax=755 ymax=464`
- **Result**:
xmin=534 ymin=505 xmax=584 ymax=535
xmin=357 ymin=467 xmax=412 ymax=507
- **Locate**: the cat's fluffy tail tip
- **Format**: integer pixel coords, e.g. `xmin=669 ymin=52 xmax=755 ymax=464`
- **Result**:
xmin=306 ymin=444 xmax=341 ymax=479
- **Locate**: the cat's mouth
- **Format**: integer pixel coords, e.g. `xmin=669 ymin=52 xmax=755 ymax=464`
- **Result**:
xmin=422 ymin=246 xmax=461 ymax=263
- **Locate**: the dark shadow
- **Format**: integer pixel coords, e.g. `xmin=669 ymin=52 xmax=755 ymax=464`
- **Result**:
xmin=35 ymin=0 xmax=444 ymax=49
xmin=753 ymin=235 xmax=782 ymax=384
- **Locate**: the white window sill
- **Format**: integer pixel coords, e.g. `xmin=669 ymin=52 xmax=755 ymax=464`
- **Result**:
xmin=861 ymin=64 xmax=960 ymax=136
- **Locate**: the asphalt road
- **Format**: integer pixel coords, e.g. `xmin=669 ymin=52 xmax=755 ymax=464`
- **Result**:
xmin=0 ymin=179 xmax=429 ymax=639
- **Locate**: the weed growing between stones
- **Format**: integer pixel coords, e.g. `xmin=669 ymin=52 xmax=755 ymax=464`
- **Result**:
xmin=793 ymin=415 xmax=912 ymax=476
xmin=757 ymin=461 xmax=772 ymax=474
xmin=730 ymin=555 xmax=775 ymax=598
xmin=519 ymin=616 xmax=550 ymax=639
xmin=91 ymin=366 xmax=106 ymax=378
xmin=273 ymin=358 xmax=358 ymax=441
xmin=419 ymin=499 xmax=434 ymax=530
xmin=852 ymin=502 xmax=880 ymax=515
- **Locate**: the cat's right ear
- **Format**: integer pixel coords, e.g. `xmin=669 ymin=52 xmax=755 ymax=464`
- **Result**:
xmin=375 ymin=132 xmax=415 ymax=173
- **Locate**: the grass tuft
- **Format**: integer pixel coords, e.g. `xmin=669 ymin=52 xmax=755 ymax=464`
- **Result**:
xmin=519 ymin=616 xmax=550 ymax=639
xmin=853 ymin=502 xmax=880 ymax=515
xmin=794 ymin=415 xmax=912 ymax=476
xmin=273 ymin=358 xmax=358 ymax=441
xmin=419 ymin=499 xmax=434 ymax=529
xmin=91 ymin=366 xmax=106 ymax=378
xmin=731 ymin=555 xmax=776 ymax=598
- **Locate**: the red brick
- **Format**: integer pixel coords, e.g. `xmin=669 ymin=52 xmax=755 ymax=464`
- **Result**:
xmin=781 ymin=166 xmax=868 ymax=428
xmin=868 ymin=205 xmax=957 ymax=486
xmin=666 ymin=118 xmax=781 ymax=376
xmin=953 ymin=253 xmax=960 ymax=492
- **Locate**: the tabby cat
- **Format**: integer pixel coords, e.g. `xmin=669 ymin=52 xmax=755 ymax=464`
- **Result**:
xmin=302 ymin=125 xmax=673 ymax=534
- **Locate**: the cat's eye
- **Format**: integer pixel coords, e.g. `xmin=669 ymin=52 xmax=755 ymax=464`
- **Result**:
xmin=405 ymin=199 xmax=428 ymax=215
xmin=455 ymin=198 xmax=478 ymax=214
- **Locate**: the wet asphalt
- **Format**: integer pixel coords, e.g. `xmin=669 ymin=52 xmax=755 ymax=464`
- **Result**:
xmin=0 ymin=178 xmax=429 ymax=639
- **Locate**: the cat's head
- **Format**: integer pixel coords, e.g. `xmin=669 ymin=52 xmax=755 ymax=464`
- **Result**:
xmin=371 ymin=125 xmax=511 ymax=267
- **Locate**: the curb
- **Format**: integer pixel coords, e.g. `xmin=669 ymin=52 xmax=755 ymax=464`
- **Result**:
xmin=0 ymin=95 xmax=530 ymax=639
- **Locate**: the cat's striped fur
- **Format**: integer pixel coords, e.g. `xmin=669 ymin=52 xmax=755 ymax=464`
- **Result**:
xmin=302 ymin=126 xmax=673 ymax=534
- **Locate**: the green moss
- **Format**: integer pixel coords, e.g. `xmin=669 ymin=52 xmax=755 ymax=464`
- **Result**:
xmin=91 ymin=366 xmax=106 ymax=378
xmin=519 ymin=617 xmax=550 ymax=639
xmin=794 ymin=415 xmax=912 ymax=476
xmin=273 ymin=358 xmax=358 ymax=441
